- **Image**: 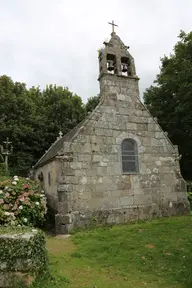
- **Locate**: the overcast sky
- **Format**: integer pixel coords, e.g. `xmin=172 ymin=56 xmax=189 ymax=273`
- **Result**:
xmin=0 ymin=0 xmax=192 ymax=102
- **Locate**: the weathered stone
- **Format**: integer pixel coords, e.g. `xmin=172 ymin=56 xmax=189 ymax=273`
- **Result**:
xmin=33 ymin=27 xmax=190 ymax=234
xmin=56 ymin=213 xmax=72 ymax=224
xmin=120 ymin=196 xmax=134 ymax=206
xmin=134 ymin=194 xmax=152 ymax=205
xmin=0 ymin=230 xmax=47 ymax=287
xmin=137 ymin=123 xmax=148 ymax=131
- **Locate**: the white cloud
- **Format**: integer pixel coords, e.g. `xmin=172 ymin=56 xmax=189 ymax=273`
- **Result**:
xmin=0 ymin=0 xmax=192 ymax=101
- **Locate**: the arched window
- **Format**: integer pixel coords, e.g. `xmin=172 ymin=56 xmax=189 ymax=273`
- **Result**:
xmin=38 ymin=172 xmax=44 ymax=188
xmin=48 ymin=172 xmax=51 ymax=186
xmin=121 ymin=139 xmax=139 ymax=173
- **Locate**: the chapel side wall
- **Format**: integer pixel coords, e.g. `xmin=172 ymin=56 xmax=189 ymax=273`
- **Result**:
xmin=34 ymin=159 xmax=60 ymax=211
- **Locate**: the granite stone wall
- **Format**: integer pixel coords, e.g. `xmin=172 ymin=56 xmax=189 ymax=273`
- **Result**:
xmin=54 ymin=74 xmax=190 ymax=234
xmin=35 ymin=159 xmax=59 ymax=212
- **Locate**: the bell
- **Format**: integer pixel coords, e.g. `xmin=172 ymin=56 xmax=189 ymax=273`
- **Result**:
xmin=122 ymin=64 xmax=128 ymax=73
xmin=107 ymin=60 xmax=114 ymax=71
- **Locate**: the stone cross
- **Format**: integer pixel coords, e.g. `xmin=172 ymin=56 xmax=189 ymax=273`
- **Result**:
xmin=59 ymin=131 xmax=63 ymax=138
xmin=108 ymin=20 xmax=118 ymax=33
xmin=1 ymin=137 xmax=13 ymax=173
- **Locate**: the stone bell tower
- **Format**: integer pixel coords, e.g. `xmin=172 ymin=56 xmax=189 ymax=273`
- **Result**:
xmin=98 ymin=21 xmax=140 ymax=105
xmin=98 ymin=21 xmax=138 ymax=78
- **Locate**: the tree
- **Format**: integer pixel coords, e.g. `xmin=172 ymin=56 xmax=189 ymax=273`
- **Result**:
xmin=0 ymin=76 xmax=86 ymax=176
xmin=42 ymin=85 xmax=86 ymax=137
xmin=0 ymin=75 xmax=37 ymax=175
xmin=85 ymin=95 xmax=100 ymax=113
xmin=38 ymin=85 xmax=86 ymax=163
xmin=144 ymin=30 xmax=192 ymax=180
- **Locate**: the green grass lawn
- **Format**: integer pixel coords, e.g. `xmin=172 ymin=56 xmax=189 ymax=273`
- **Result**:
xmin=33 ymin=216 xmax=192 ymax=288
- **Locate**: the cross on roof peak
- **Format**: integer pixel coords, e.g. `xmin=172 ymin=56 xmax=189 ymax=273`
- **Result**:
xmin=108 ymin=20 xmax=118 ymax=33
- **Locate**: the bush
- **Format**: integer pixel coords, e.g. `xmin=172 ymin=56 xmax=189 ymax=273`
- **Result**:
xmin=0 ymin=163 xmax=8 ymax=176
xmin=0 ymin=176 xmax=47 ymax=227
xmin=187 ymin=182 xmax=192 ymax=210
xmin=187 ymin=192 xmax=192 ymax=210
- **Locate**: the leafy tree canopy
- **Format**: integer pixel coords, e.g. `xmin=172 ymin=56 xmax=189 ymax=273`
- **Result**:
xmin=0 ymin=76 xmax=86 ymax=176
xmin=85 ymin=95 xmax=100 ymax=113
xmin=144 ymin=30 xmax=192 ymax=180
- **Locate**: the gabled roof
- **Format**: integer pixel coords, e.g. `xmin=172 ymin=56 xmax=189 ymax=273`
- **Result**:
xmin=33 ymin=116 xmax=88 ymax=169
xmin=108 ymin=32 xmax=127 ymax=49
xmin=33 ymin=96 xmax=105 ymax=169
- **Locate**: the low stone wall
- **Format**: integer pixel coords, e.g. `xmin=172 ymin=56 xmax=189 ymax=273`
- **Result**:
xmin=0 ymin=227 xmax=48 ymax=287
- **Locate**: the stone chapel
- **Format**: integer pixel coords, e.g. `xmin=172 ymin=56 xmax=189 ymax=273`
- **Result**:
xmin=33 ymin=23 xmax=189 ymax=234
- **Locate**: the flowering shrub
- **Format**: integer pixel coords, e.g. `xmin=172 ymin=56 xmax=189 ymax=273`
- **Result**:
xmin=0 ymin=176 xmax=47 ymax=227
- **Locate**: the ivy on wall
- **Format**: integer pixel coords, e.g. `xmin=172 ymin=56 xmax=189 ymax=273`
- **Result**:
xmin=0 ymin=226 xmax=48 ymax=286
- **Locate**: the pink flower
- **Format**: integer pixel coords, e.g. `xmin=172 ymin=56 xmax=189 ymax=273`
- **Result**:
xmin=23 ymin=192 xmax=29 ymax=197
xmin=5 ymin=192 xmax=10 ymax=198
xmin=24 ymin=198 xmax=30 ymax=205
xmin=22 ymin=184 xmax=30 ymax=191
xmin=3 ymin=204 xmax=10 ymax=210
xmin=28 ymin=190 xmax=34 ymax=195
xmin=12 ymin=203 xmax=18 ymax=211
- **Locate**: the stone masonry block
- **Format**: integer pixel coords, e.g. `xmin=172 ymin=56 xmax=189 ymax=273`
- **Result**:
xmin=75 ymin=170 xmax=85 ymax=177
xmin=126 ymin=123 xmax=137 ymax=130
xmin=58 ymin=191 xmax=68 ymax=202
xmin=119 ymin=196 xmax=134 ymax=207
xmin=62 ymin=167 xmax=75 ymax=176
xmin=106 ymin=166 xmax=115 ymax=175
xmin=142 ymin=137 xmax=151 ymax=146
xmin=97 ymin=166 xmax=108 ymax=176
xmin=148 ymin=123 xmax=161 ymax=132
xmin=83 ymin=143 xmax=92 ymax=153
xmin=93 ymin=155 xmax=103 ymax=162
xmin=155 ymin=132 xmax=165 ymax=139
xmin=63 ymin=176 xmax=79 ymax=185
xmin=133 ymin=109 xmax=143 ymax=117
xmin=93 ymin=128 xmax=106 ymax=136
xmin=177 ymin=192 xmax=188 ymax=201
xmin=70 ymin=162 xmax=83 ymax=170
xmin=137 ymin=123 xmax=148 ymax=131
xmin=164 ymin=193 xmax=178 ymax=202
xmin=56 ymin=213 xmax=73 ymax=224
xmin=78 ymin=154 xmax=91 ymax=162
xmin=119 ymin=189 xmax=134 ymax=197
xmin=101 ymin=197 xmax=120 ymax=209
xmin=134 ymin=194 xmax=152 ymax=205
xmin=90 ymin=135 xmax=103 ymax=144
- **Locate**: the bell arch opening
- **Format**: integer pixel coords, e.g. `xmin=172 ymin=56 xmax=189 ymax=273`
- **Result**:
xmin=107 ymin=54 xmax=117 ymax=74
xmin=121 ymin=57 xmax=132 ymax=77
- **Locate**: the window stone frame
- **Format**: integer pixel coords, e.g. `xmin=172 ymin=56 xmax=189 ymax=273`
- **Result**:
xmin=121 ymin=138 xmax=139 ymax=174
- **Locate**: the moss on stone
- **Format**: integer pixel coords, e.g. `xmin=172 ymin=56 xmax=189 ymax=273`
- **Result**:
xmin=0 ymin=227 xmax=48 ymax=287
